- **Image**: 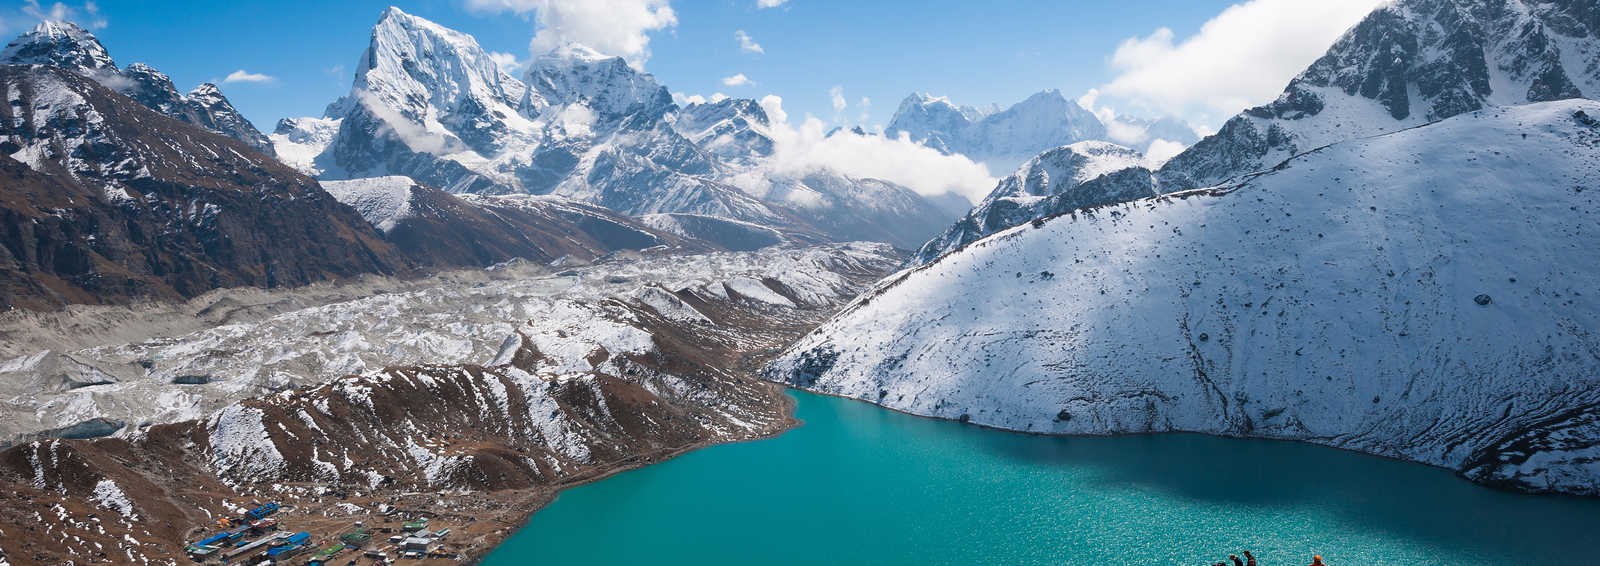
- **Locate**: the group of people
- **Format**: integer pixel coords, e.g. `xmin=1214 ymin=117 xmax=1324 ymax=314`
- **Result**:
xmin=1210 ymin=551 xmax=1328 ymax=566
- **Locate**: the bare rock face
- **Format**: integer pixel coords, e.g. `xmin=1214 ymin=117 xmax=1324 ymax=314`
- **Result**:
xmin=0 ymin=65 xmax=407 ymax=309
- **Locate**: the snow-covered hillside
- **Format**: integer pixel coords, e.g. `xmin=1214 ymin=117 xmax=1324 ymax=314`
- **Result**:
xmin=768 ymin=100 xmax=1600 ymax=495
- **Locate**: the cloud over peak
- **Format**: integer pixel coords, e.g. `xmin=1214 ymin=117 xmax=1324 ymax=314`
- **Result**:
xmin=1097 ymin=0 xmax=1381 ymax=124
xmin=466 ymin=0 xmax=677 ymax=66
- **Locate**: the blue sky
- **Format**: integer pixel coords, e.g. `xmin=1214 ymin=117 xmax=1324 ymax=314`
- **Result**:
xmin=0 ymin=0 xmax=1381 ymax=132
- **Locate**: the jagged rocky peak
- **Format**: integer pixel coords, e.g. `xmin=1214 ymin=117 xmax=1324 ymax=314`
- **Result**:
xmin=886 ymin=92 xmax=985 ymax=148
xmin=1159 ymin=0 xmax=1600 ymax=190
xmin=118 ymin=62 xmax=186 ymax=114
xmin=675 ymin=97 xmax=776 ymax=164
xmin=184 ymin=82 xmax=276 ymax=155
xmin=0 ymin=20 xmax=115 ymax=73
xmin=357 ymin=6 xmax=527 ymax=120
xmin=524 ymin=42 xmax=669 ymax=121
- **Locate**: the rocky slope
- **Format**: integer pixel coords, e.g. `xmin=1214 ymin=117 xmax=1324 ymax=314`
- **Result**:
xmin=2 ymin=21 xmax=275 ymax=155
xmin=282 ymin=8 xmax=956 ymax=249
xmin=0 ymin=243 xmax=901 ymax=563
xmin=768 ymin=100 xmax=1600 ymax=495
xmin=0 ymin=64 xmax=407 ymax=310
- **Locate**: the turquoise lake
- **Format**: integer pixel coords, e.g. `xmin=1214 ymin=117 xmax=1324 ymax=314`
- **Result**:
xmin=484 ymin=390 xmax=1600 ymax=565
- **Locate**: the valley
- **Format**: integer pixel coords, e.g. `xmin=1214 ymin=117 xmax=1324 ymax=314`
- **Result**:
xmin=0 ymin=0 xmax=1597 ymax=563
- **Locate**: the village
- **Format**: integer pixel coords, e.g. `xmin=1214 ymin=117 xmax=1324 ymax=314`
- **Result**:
xmin=182 ymin=500 xmax=469 ymax=565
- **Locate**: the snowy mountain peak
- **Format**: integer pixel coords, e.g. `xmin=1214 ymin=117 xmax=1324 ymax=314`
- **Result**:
xmin=538 ymin=42 xmax=614 ymax=64
xmin=343 ymin=6 xmax=530 ymax=158
xmin=887 ymin=88 xmax=1107 ymax=171
xmin=187 ymin=82 xmax=222 ymax=100
xmin=524 ymin=42 xmax=665 ymax=120
xmin=0 ymin=20 xmax=115 ymax=73
xmin=1159 ymin=0 xmax=1600 ymax=191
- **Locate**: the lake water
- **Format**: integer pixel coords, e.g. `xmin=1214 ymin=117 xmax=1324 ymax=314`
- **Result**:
xmin=484 ymin=390 xmax=1600 ymax=565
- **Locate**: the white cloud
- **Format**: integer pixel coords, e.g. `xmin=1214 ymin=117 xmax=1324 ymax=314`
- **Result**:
xmin=673 ymin=92 xmax=707 ymax=106
xmin=1097 ymin=0 xmax=1381 ymax=124
xmin=722 ymin=73 xmax=753 ymax=87
xmin=857 ymin=96 xmax=871 ymax=123
xmin=553 ymin=103 xmax=595 ymax=137
xmin=222 ymin=70 xmax=275 ymax=84
xmin=756 ymin=0 xmax=788 ymax=8
xmin=1144 ymin=139 xmax=1188 ymax=166
xmin=734 ymin=30 xmax=763 ymax=54
xmin=22 ymin=0 xmax=105 ymax=29
xmin=747 ymin=95 xmax=995 ymax=202
xmin=356 ymin=90 xmax=459 ymax=155
xmin=465 ymin=0 xmax=677 ymax=66
xmin=828 ymin=85 xmax=846 ymax=113
xmin=488 ymin=51 xmax=523 ymax=75
xmin=758 ymin=94 xmax=787 ymax=123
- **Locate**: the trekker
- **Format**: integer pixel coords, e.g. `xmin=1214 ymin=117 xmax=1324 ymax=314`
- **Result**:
xmin=1244 ymin=550 xmax=1257 ymax=566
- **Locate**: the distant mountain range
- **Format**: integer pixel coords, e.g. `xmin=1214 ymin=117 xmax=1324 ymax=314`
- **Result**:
xmin=273 ymin=7 xmax=961 ymax=250
xmin=885 ymin=89 xmax=1200 ymax=171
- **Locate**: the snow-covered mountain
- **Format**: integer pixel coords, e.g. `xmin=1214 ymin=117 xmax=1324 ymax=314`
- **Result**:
xmin=1 ymin=21 xmax=275 ymax=155
xmin=912 ymin=141 xmax=1153 ymax=263
xmin=910 ymin=0 xmax=1600 ymax=267
xmin=286 ymin=8 xmax=956 ymax=249
xmin=887 ymin=90 xmax=1110 ymax=170
xmin=0 ymin=64 xmax=406 ymax=309
xmin=1158 ymin=0 xmax=1600 ymax=191
xmin=769 ymin=99 xmax=1600 ymax=495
